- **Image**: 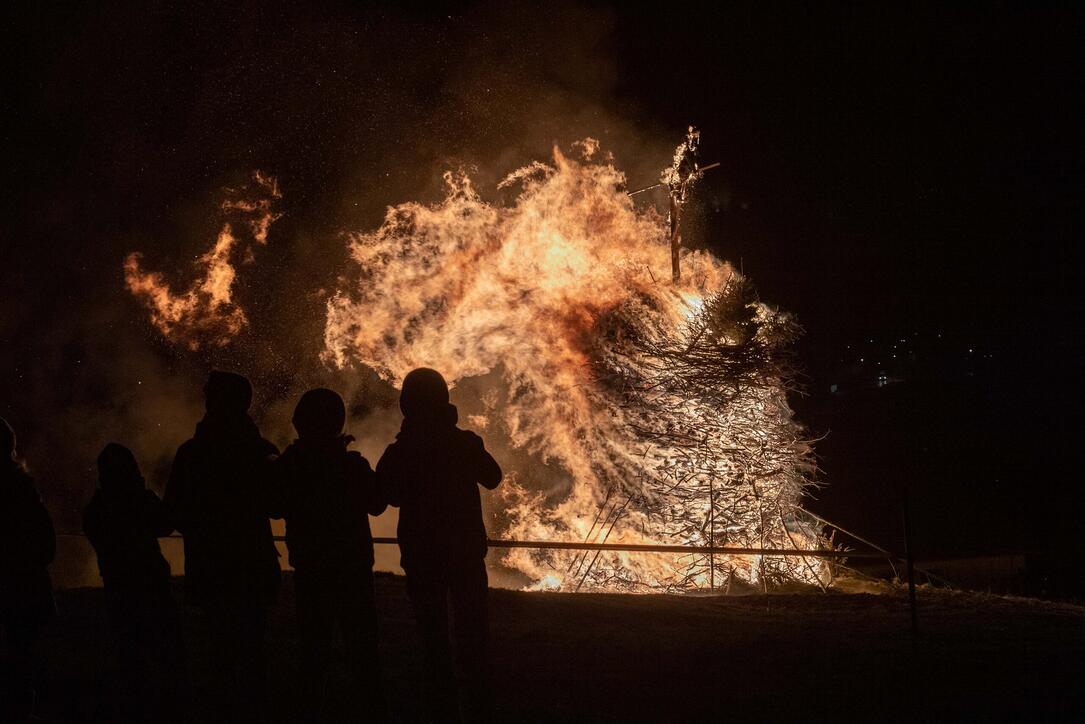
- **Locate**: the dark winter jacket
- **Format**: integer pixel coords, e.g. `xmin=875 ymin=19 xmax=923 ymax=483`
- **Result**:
xmin=84 ymin=486 xmax=173 ymax=591
xmin=271 ymin=437 xmax=386 ymax=572
xmin=0 ymin=462 xmax=55 ymax=623
xmin=165 ymin=412 xmax=280 ymax=606
xmin=376 ymin=405 xmax=502 ymax=573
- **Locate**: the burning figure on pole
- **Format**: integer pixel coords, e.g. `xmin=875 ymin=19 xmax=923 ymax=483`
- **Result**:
xmin=662 ymin=126 xmax=704 ymax=283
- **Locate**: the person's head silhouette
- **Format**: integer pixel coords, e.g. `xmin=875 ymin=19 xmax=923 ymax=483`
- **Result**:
xmin=292 ymin=388 xmax=347 ymax=440
xmin=0 ymin=417 xmax=15 ymax=462
xmin=204 ymin=370 xmax=253 ymax=415
xmin=97 ymin=443 xmax=144 ymax=495
xmin=400 ymin=368 xmax=450 ymax=420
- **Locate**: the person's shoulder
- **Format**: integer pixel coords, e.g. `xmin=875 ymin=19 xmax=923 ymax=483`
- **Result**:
xmin=344 ymin=449 xmax=374 ymax=471
xmin=169 ymin=438 xmax=203 ymax=475
xmin=379 ymin=437 xmax=404 ymax=455
xmin=256 ymin=436 xmax=279 ymax=457
xmin=11 ymin=464 xmax=36 ymax=486
xmin=375 ymin=438 xmax=406 ymax=469
xmin=276 ymin=442 xmax=300 ymax=462
xmin=454 ymin=427 xmax=485 ymax=448
xmin=9 ymin=467 xmax=43 ymax=502
xmin=174 ymin=437 xmax=199 ymax=458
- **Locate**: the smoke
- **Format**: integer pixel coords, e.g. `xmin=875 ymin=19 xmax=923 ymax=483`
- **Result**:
xmin=2 ymin=2 xmax=747 ymax=588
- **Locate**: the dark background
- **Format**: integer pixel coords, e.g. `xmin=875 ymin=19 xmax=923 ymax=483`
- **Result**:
xmin=4 ymin=2 xmax=1082 ymax=593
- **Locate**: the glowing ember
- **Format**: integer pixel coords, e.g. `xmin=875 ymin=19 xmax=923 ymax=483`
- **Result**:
xmin=325 ymin=142 xmax=828 ymax=591
xmin=124 ymin=171 xmax=281 ymax=350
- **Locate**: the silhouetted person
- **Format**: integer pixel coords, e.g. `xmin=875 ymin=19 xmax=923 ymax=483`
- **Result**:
xmin=376 ymin=369 xmax=502 ymax=723
xmin=84 ymin=443 xmax=185 ymax=722
xmin=0 ymin=417 xmax=55 ymax=724
xmin=165 ymin=371 xmax=280 ymax=723
xmin=271 ymin=388 xmax=387 ymax=722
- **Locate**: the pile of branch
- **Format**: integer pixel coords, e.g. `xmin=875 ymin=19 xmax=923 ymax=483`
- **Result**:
xmin=571 ymin=276 xmax=828 ymax=591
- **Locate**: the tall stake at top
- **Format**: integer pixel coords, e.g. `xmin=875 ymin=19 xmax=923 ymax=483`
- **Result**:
xmin=662 ymin=126 xmax=703 ymax=283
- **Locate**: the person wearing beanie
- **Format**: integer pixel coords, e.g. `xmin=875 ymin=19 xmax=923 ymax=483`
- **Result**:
xmin=164 ymin=371 xmax=280 ymax=722
xmin=271 ymin=388 xmax=387 ymax=721
xmin=376 ymin=368 xmax=502 ymax=723
xmin=83 ymin=443 xmax=185 ymax=721
xmin=0 ymin=417 xmax=55 ymax=724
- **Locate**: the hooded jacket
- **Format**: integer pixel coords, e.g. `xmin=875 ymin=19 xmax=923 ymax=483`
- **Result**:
xmin=376 ymin=405 xmax=502 ymax=573
xmin=83 ymin=473 xmax=172 ymax=590
xmin=165 ymin=412 xmax=280 ymax=606
xmin=271 ymin=437 xmax=385 ymax=572
xmin=0 ymin=461 xmax=55 ymax=621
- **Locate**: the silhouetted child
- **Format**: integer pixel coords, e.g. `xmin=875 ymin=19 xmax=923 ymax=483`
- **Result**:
xmin=83 ymin=442 xmax=185 ymax=722
xmin=165 ymin=371 xmax=280 ymax=723
xmin=271 ymin=388 xmax=387 ymax=722
xmin=376 ymin=368 xmax=502 ymax=724
xmin=0 ymin=417 xmax=55 ymax=724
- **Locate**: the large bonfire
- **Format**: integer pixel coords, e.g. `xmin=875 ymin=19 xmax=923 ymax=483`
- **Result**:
xmin=124 ymin=139 xmax=829 ymax=592
xmin=322 ymin=141 xmax=829 ymax=592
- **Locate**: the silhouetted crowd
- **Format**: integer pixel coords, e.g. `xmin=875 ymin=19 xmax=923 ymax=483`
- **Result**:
xmin=0 ymin=368 xmax=502 ymax=723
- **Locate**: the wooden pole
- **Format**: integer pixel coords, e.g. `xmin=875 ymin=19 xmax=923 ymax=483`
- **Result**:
xmin=903 ymin=483 xmax=918 ymax=635
xmin=708 ymin=476 xmax=716 ymax=590
xmin=669 ymin=195 xmax=682 ymax=283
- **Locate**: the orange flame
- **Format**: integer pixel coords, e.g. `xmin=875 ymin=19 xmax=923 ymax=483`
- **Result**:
xmin=325 ymin=142 xmax=826 ymax=591
xmin=124 ymin=171 xmax=280 ymax=350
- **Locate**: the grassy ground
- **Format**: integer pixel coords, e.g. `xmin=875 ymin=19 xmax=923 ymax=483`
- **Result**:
xmin=29 ymin=573 xmax=1085 ymax=722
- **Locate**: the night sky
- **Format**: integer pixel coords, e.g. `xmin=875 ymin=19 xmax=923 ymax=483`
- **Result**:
xmin=5 ymin=2 xmax=1083 ymax=580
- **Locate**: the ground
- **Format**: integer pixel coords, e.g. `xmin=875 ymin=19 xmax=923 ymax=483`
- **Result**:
xmin=28 ymin=574 xmax=1085 ymax=722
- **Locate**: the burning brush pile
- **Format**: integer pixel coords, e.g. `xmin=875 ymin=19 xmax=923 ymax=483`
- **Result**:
xmin=322 ymin=141 xmax=830 ymax=592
